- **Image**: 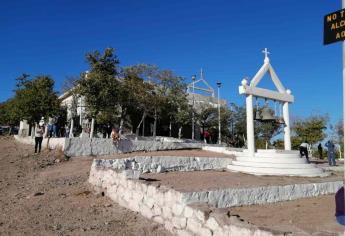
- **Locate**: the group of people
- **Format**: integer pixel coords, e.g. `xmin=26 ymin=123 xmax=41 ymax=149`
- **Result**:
xmin=34 ymin=124 xmax=121 ymax=153
xmin=299 ymin=140 xmax=337 ymax=166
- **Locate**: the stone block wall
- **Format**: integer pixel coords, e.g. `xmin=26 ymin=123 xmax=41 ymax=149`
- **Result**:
xmin=94 ymin=156 xmax=233 ymax=174
xmin=64 ymin=138 xmax=203 ymax=157
xmin=182 ymin=180 xmax=343 ymax=208
xmin=14 ymin=135 xmax=65 ymax=150
xmin=89 ymin=162 xmax=279 ymax=236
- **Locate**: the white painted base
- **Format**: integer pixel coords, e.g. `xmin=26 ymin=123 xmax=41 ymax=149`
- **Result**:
xmin=227 ymin=149 xmax=328 ymax=177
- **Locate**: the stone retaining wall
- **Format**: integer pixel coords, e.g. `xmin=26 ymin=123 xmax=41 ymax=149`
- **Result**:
xmin=64 ymin=138 xmax=203 ymax=157
xmin=89 ymin=157 xmax=343 ymax=235
xmin=14 ymin=136 xmax=203 ymax=157
xmin=94 ymin=156 xmax=233 ymax=174
xmin=89 ymin=162 xmax=279 ymax=236
xmin=14 ymin=135 xmax=65 ymax=150
xmin=182 ymin=180 xmax=343 ymax=208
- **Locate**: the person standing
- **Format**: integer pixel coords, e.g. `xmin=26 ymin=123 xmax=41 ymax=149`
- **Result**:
xmin=299 ymin=141 xmax=309 ymax=163
xmin=318 ymin=143 xmax=323 ymax=159
xmin=111 ymin=128 xmax=120 ymax=144
xmin=203 ymin=130 xmax=210 ymax=144
xmin=325 ymin=140 xmax=336 ymax=166
xmin=106 ymin=124 xmax=112 ymax=138
xmin=35 ymin=124 xmax=44 ymax=153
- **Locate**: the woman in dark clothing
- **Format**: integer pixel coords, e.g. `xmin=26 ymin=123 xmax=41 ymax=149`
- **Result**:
xmin=35 ymin=125 xmax=44 ymax=153
xmin=317 ymin=143 xmax=323 ymax=158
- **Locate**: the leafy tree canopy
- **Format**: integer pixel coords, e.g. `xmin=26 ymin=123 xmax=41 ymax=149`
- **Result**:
xmin=291 ymin=115 xmax=328 ymax=148
xmin=11 ymin=74 xmax=60 ymax=124
xmin=76 ymin=48 xmax=120 ymax=120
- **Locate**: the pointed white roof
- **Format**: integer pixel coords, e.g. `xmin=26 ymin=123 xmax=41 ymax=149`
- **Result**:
xmin=239 ymin=48 xmax=294 ymax=103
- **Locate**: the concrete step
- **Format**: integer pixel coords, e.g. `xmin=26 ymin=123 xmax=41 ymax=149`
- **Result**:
xmin=231 ymin=160 xmax=317 ymax=169
xmin=235 ymin=156 xmax=308 ymax=164
xmin=227 ymin=164 xmax=328 ymax=177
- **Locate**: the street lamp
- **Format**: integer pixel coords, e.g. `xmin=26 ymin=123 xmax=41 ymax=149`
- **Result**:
xmin=192 ymin=75 xmax=196 ymax=140
xmin=217 ymin=81 xmax=222 ymax=144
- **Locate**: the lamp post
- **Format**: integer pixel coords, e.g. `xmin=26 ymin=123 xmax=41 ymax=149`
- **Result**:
xmin=192 ymin=75 xmax=196 ymax=140
xmin=152 ymin=90 xmax=157 ymax=139
xmin=217 ymin=81 xmax=222 ymax=144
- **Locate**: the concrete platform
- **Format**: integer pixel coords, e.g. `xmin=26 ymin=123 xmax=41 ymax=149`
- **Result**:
xmin=227 ymin=149 xmax=328 ymax=177
xmin=89 ymin=158 xmax=342 ymax=236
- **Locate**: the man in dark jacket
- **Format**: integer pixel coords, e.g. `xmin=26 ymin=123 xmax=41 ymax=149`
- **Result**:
xmin=317 ymin=143 xmax=323 ymax=159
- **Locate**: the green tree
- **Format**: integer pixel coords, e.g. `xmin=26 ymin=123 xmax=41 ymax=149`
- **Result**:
xmin=163 ymin=74 xmax=189 ymax=138
xmin=121 ymin=65 xmax=190 ymax=139
xmin=0 ymin=99 xmax=21 ymax=135
xmin=155 ymin=70 xmax=189 ymax=138
xmin=12 ymin=74 xmax=60 ymax=125
xmin=229 ymin=104 xmax=246 ymax=147
xmin=175 ymin=102 xmax=191 ymax=139
xmin=330 ymin=120 xmax=343 ymax=158
xmin=121 ymin=64 xmax=157 ymax=137
xmin=291 ymin=115 xmax=328 ymax=149
xmin=197 ymin=105 xmax=231 ymax=143
xmin=75 ymin=48 xmax=120 ymax=136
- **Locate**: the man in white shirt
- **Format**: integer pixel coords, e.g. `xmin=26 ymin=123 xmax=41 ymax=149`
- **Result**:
xmin=299 ymin=141 xmax=309 ymax=163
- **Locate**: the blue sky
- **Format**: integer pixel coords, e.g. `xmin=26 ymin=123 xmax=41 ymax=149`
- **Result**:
xmin=0 ymin=0 xmax=343 ymax=124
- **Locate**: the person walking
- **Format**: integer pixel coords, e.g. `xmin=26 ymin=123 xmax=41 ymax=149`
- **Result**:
xmin=318 ymin=143 xmax=323 ymax=159
xmin=299 ymin=141 xmax=309 ymax=163
xmin=35 ymin=124 xmax=44 ymax=153
xmin=325 ymin=140 xmax=336 ymax=166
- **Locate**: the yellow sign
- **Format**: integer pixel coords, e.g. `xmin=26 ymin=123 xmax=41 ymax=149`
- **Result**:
xmin=324 ymin=9 xmax=345 ymax=45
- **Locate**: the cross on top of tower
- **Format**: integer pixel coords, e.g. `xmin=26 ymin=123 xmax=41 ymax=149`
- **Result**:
xmin=262 ymin=48 xmax=270 ymax=62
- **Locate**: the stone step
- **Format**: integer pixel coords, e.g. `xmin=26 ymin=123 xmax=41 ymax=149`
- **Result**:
xmin=235 ymin=156 xmax=308 ymax=164
xmin=231 ymin=160 xmax=317 ymax=169
xmin=227 ymin=164 xmax=328 ymax=177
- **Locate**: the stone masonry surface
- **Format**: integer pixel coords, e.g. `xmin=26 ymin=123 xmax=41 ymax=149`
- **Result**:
xmin=182 ymin=180 xmax=343 ymax=208
xmin=93 ymin=156 xmax=233 ymax=175
xmin=89 ymin=161 xmax=282 ymax=236
xmin=89 ymin=158 xmax=342 ymax=235
xmin=65 ymin=138 xmax=203 ymax=157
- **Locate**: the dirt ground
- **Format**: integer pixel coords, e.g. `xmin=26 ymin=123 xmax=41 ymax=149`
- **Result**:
xmin=0 ymin=136 xmax=170 ymax=236
xmin=231 ymin=195 xmax=345 ymax=235
xmin=2 ymin=136 xmax=344 ymax=236
xmin=141 ymin=170 xmax=343 ymax=192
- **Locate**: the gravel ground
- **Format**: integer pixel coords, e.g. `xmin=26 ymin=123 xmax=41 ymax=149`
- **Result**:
xmin=0 ymin=136 xmax=171 ymax=236
xmin=231 ymin=195 xmax=345 ymax=235
xmin=3 ymin=135 xmax=344 ymax=236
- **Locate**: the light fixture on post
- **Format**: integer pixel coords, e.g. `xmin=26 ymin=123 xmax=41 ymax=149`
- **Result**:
xmin=217 ymin=81 xmax=222 ymax=144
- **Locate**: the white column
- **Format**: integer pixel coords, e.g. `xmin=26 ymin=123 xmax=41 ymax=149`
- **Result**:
xmin=31 ymin=125 xmax=35 ymax=139
xmin=69 ymin=119 xmax=74 ymax=138
xmin=246 ymin=95 xmax=255 ymax=157
xmin=90 ymin=118 xmax=95 ymax=138
xmin=283 ymin=101 xmax=291 ymax=150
